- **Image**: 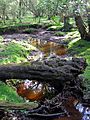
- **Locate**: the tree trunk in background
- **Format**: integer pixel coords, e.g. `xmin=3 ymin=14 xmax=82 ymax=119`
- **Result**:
xmin=2 ymin=7 xmax=6 ymax=24
xmin=63 ymin=16 xmax=70 ymax=30
xmin=18 ymin=0 xmax=22 ymax=23
xmin=84 ymin=1 xmax=90 ymax=33
xmin=74 ymin=15 xmax=90 ymax=41
xmin=87 ymin=9 xmax=90 ymax=32
xmin=61 ymin=16 xmax=72 ymax=32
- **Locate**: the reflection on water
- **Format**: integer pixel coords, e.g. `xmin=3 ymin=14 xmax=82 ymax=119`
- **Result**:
xmin=76 ymin=103 xmax=90 ymax=120
xmin=16 ymin=79 xmax=45 ymax=101
xmin=54 ymin=98 xmax=90 ymax=120
xmin=28 ymin=37 xmax=67 ymax=56
xmin=16 ymin=79 xmax=55 ymax=101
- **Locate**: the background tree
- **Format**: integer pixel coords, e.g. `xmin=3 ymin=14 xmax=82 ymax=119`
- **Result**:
xmin=71 ymin=0 xmax=90 ymax=40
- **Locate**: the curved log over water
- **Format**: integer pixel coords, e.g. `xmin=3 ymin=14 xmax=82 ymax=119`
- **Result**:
xmin=0 ymin=56 xmax=87 ymax=91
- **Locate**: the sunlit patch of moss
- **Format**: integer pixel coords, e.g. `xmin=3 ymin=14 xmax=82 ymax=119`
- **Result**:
xmin=0 ymin=81 xmax=38 ymax=107
xmin=47 ymin=25 xmax=62 ymax=31
xmin=0 ymin=42 xmax=29 ymax=64
xmin=21 ymin=62 xmax=31 ymax=65
xmin=0 ymin=81 xmax=24 ymax=103
xmin=65 ymin=31 xmax=80 ymax=42
xmin=68 ymin=39 xmax=90 ymax=53
xmin=81 ymin=54 xmax=90 ymax=80
xmin=41 ymin=23 xmax=53 ymax=29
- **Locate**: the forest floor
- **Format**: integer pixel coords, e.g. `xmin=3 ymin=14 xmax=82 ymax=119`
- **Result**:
xmin=2 ymin=28 xmax=66 ymax=44
xmin=0 ymin=24 xmax=90 ymax=120
xmin=0 ymin=24 xmax=90 ymax=103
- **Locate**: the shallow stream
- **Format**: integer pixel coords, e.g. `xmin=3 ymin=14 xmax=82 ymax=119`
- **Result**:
xmin=2 ymin=32 xmax=90 ymax=120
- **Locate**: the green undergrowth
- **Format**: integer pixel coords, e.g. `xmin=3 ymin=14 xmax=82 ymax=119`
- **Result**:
xmin=0 ymin=24 xmax=42 ymax=34
xmin=0 ymin=38 xmax=37 ymax=65
xmin=54 ymin=31 xmax=67 ymax=36
xmin=47 ymin=25 xmax=63 ymax=31
xmin=0 ymin=16 xmax=49 ymax=28
xmin=68 ymin=39 xmax=90 ymax=81
xmin=0 ymin=16 xmax=60 ymax=28
xmin=0 ymin=42 xmax=30 ymax=64
xmin=0 ymin=16 xmax=75 ymax=35
xmin=0 ymin=38 xmax=37 ymax=102
xmin=68 ymin=38 xmax=90 ymax=94
xmin=23 ymin=28 xmax=38 ymax=34
xmin=0 ymin=81 xmax=24 ymax=103
xmin=0 ymin=22 xmax=55 ymax=34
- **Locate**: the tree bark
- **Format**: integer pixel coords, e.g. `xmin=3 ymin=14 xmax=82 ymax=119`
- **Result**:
xmin=0 ymin=57 xmax=87 ymax=91
xmin=60 ymin=16 xmax=72 ymax=32
xmin=18 ymin=0 xmax=22 ymax=23
xmin=74 ymin=15 xmax=90 ymax=41
xmin=87 ymin=9 xmax=90 ymax=32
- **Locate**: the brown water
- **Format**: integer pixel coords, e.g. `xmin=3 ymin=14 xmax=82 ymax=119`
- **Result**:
xmin=28 ymin=37 xmax=67 ymax=57
xmin=3 ymin=33 xmax=67 ymax=62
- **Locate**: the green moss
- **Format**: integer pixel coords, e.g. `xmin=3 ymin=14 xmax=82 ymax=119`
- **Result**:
xmin=0 ymin=42 xmax=29 ymax=64
xmin=54 ymin=31 xmax=66 ymax=36
xmin=41 ymin=23 xmax=53 ymax=29
xmin=0 ymin=81 xmax=24 ymax=103
xmin=47 ymin=25 xmax=62 ymax=31
xmin=23 ymin=28 xmax=37 ymax=34
xmin=68 ymin=38 xmax=90 ymax=95
xmin=0 ymin=36 xmax=3 ymax=42
xmin=68 ymin=39 xmax=90 ymax=80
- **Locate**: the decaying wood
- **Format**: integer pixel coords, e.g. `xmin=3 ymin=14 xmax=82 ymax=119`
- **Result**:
xmin=0 ymin=102 xmax=38 ymax=110
xmin=0 ymin=56 xmax=87 ymax=87
xmin=0 ymin=56 xmax=88 ymax=120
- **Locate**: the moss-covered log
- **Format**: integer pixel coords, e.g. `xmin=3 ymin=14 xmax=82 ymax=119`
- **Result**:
xmin=0 ymin=56 xmax=87 ymax=90
xmin=0 ymin=102 xmax=38 ymax=110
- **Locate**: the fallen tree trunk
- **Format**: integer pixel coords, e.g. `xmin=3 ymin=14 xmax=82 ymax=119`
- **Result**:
xmin=0 ymin=56 xmax=87 ymax=92
xmin=0 ymin=56 xmax=89 ymax=120
xmin=0 ymin=56 xmax=87 ymax=85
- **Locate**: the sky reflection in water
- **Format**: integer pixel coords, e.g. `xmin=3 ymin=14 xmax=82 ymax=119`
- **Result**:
xmin=76 ymin=103 xmax=90 ymax=120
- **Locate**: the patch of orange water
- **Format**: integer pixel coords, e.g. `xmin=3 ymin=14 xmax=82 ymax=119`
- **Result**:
xmin=29 ymin=38 xmax=67 ymax=56
xmin=16 ymin=81 xmax=45 ymax=101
